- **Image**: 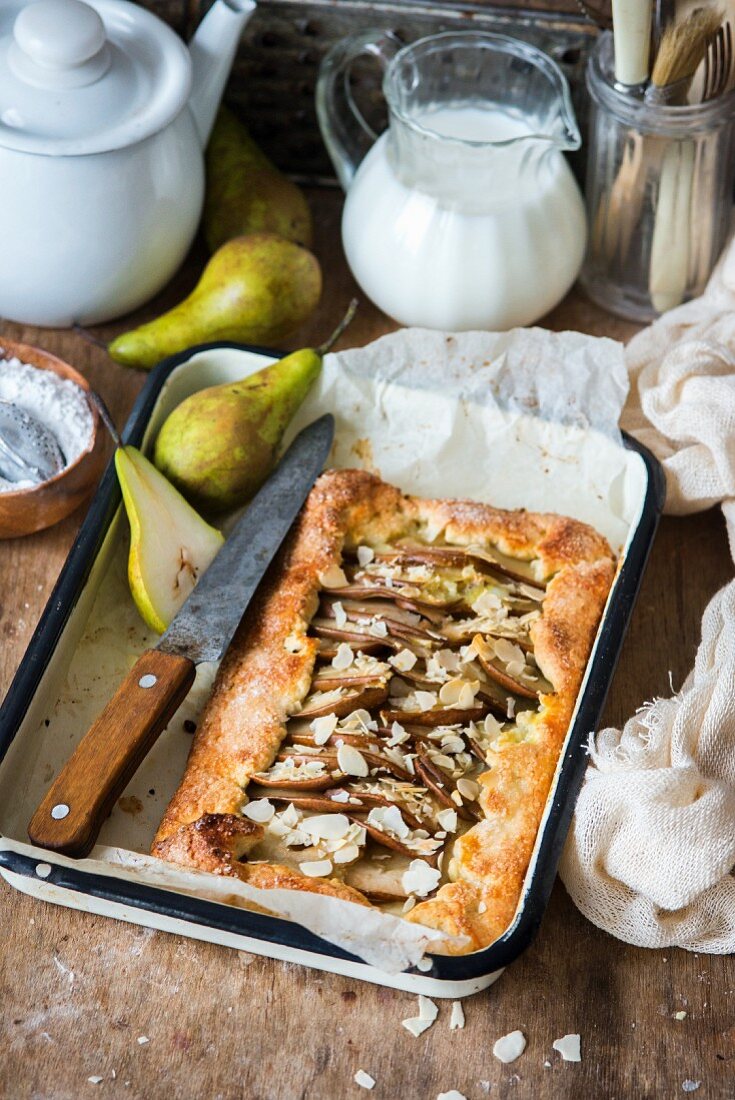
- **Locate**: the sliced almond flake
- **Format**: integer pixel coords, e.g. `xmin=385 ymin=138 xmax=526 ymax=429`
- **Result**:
xmin=552 ymin=1034 xmax=581 ymax=1062
xmin=450 ymin=789 xmax=463 ymax=807
xmin=449 ymin=1002 xmax=465 ymax=1031
xmin=413 ymin=690 xmax=438 ymax=712
xmin=303 ymin=688 xmax=345 ymax=709
xmin=419 ymin=996 xmax=439 ymax=1022
xmin=402 ymin=859 xmax=441 ymax=898
xmin=344 ymin=708 xmax=378 ymax=732
xmin=437 ymin=808 xmax=458 ymax=832
xmin=88 ymin=1077 xmax=104 ymax=1085
xmin=674 ymin=1010 xmax=687 ymax=1020
xmin=472 ymin=591 xmax=502 ymax=615
xmin=337 ymin=743 xmax=369 ymax=777
xmin=319 ymin=564 xmax=348 ymax=589
xmin=137 ymin=1036 xmax=150 ymax=1045
xmin=310 ymin=713 xmax=339 ymax=745
xmin=436 ymin=1092 xmax=467 ymax=1100
xmin=331 ymin=643 xmax=355 ymax=671
xmin=388 ymin=721 xmax=410 ymax=747
xmin=456 ymin=777 xmax=480 ymax=801
xmin=390 ymin=648 xmax=418 ymax=672
xmin=280 ymin=803 xmax=301 ymax=827
xmin=439 ymin=678 xmax=474 ymax=706
xmin=367 ymin=804 xmax=410 ymax=839
xmin=493 ymin=1030 xmax=526 ymax=1063
xmin=354 ymin=1070 xmax=376 ymax=1090
xmin=494 ymin=638 xmax=526 ymax=665
xmin=483 ymin=713 xmax=503 ymax=738
xmin=301 ymin=813 xmax=352 ymax=842
xmin=402 ymin=897 xmax=416 ymax=914
xmin=506 ymin=697 xmax=516 ymax=719
xmin=368 ymin=618 xmax=389 ymax=638
xmin=330 ymin=789 xmax=350 ymax=804
xmin=332 ymin=601 xmax=348 ymax=628
xmin=402 ymin=1017 xmax=434 ymax=1038
xmin=333 ymin=843 xmax=362 ymax=865
xmin=357 ymin=545 xmax=375 ymax=566
xmin=242 ymin=799 xmax=274 ymax=824
xmin=428 ymin=751 xmax=455 ymax=771
xmin=300 ymin=858 xmax=333 ymax=877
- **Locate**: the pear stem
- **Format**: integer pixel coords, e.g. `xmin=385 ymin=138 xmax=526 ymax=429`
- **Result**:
xmin=88 ymin=390 xmax=122 ymax=449
xmin=316 ymin=298 xmax=359 ymax=357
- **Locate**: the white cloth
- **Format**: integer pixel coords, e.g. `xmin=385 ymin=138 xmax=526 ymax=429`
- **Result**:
xmin=559 ymin=238 xmax=735 ymax=951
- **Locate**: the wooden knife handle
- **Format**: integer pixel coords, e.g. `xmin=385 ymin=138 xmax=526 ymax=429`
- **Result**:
xmin=28 ymin=649 xmax=196 ymax=858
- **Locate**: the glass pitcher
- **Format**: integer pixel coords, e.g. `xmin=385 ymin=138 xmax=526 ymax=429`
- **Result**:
xmin=316 ymin=31 xmax=587 ymax=331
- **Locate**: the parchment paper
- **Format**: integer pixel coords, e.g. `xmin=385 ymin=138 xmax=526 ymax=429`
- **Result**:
xmin=2 ymin=325 xmax=638 ymax=973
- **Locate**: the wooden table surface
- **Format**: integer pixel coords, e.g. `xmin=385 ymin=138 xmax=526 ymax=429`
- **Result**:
xmin=1 ymin=190 xmax=733 ymax=1100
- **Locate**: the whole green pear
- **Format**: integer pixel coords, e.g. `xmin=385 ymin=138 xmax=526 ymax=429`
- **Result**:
xmin=108 ymin=233 xmax=322 ymax=370
xmin=153 ymin=347 xmax=322 ymax=513
xmin=204 ymin=107 xmax=313 ymax=252
xmin=153 ymin=302 xmax=356 ymax=513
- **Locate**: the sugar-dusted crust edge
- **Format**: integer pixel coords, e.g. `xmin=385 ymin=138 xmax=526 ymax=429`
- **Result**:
xmin=152 ymin=468 xmax=615 ymax=952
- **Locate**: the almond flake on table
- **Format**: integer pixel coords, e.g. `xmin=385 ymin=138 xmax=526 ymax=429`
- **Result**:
xmin=354 ymin=1070 xmax=376 ymax=1090
xmin=437 ymin=1091 xmax=467 ymax=1100
xmin=87 ymin=1078 xmax=103 ymax=1085
xmin=493 ymin=1030 xmax=526 ymax=1063
xmin=402 ymin=995 xmax=438 ymax=1037
xmin=552 ymin=1034 xmax=581 ymax=1062
xmin=137 ymin=1036 xmax=150 ymax=1045
xmin=674 ymin=1010 xmax=688 ymax=1020
xmin=449 ymin=1001 xmax=465 ymax=1030
xmin=682 ymin=1082 xmax=701 ymax=1093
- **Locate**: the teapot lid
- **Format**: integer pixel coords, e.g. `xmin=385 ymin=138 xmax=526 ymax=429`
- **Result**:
xmin=0 ymin=0 xmax=191 ymax=156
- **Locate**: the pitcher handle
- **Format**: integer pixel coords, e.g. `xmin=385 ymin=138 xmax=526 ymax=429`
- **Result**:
xmin=316 ymin=30 xmax=402 ymax=191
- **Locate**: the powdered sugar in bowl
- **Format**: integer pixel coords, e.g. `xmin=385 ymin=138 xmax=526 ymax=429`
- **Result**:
xmin=0 ymin=340 xmax=105 ymax=537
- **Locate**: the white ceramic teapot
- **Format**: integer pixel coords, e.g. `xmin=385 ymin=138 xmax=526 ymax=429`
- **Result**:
xmin=0 ymin=0 xmax=256 ymax=326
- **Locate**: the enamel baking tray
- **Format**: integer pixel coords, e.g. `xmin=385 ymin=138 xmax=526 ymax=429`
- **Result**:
xmin=0 ymin=342 xmax=665 ymax=998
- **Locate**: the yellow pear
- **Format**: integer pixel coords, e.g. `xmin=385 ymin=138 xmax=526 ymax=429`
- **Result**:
xmin=109 ymin=234 xmax=322 ymax=370
xmin=204 ymin=106 xmax=313 ymax=251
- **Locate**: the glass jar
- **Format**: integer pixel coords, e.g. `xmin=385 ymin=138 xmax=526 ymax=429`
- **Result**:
xmin=580 ymin=33 xmax=735 ymax=322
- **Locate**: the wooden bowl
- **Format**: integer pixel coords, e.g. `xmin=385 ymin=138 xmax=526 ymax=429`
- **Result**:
xmin=0 ymin=340 xmax=107 ymax=539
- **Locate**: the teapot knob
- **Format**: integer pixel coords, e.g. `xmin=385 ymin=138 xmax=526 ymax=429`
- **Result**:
xmin=10 ymin=0 xmax=110 ymax=89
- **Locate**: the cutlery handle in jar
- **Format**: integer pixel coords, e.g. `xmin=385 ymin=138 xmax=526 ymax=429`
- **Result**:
xmin=27 ymin=649 xmax=195 ymax=858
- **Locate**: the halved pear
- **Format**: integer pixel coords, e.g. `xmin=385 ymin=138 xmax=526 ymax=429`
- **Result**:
xmin=115 ymin=446 xmax=224 ymax=634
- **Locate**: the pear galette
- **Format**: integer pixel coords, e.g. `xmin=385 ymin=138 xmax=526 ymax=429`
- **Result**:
xmin=152 ymin=469 xmax=615 ymax=953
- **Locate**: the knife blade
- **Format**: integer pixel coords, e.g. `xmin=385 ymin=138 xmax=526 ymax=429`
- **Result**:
xmin=28 ymin=414 xmax=334 ymax=858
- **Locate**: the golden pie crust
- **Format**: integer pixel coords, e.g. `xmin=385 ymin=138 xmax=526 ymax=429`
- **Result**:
xmin=152 ymin=469 xmax=615 ymax=953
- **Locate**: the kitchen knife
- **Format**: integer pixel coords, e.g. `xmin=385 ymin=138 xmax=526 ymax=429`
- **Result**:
xmin=28 ymin=414 xmax=334 ymax=858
